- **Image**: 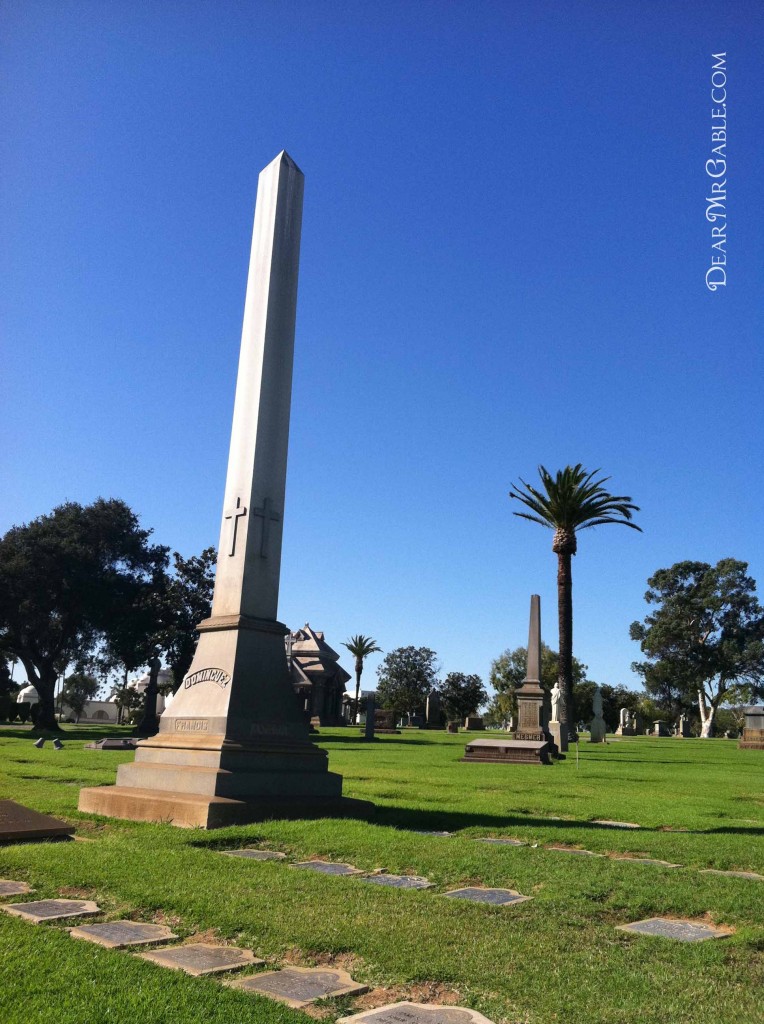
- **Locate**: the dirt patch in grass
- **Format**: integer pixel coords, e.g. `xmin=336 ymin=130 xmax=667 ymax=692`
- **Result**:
xmin=352 ymin=981 xmax=463 ymax=1010
xmin=57 ymin=886 xmax=98 ymax=898
xmin=279 ymin=946 xmax=367 ymax=975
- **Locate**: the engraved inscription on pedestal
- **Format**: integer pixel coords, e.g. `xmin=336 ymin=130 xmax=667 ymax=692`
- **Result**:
xmin=338 ymin=1002 xmax=498 ymax=1024
xmin=292 ymin=860 xmax=362 ymax=875
xmin=137 ymin=943 xmax=262 ymax=976
xmin=444 ymin=888 xmax=531 ymax=906
xmin=234 ymin=966 xmax=368 ymax=1007
xmin=359 ymin=874 xmax=433 ymax=889
xmin=617 ymin=918 xmax=732 ymax=941
xmin=1 ymin=899 xmax=100 ymax=923
xmin=69 ymin=921 xmax=178 ymax=949
xmin=221 ymin=849 xmax=287 ymax=861
xmin=0 ymin=880 xmax=32 ymax=897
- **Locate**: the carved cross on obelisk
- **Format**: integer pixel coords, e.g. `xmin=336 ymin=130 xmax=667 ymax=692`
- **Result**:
xmin=224 ymin=498 xmax=247 ymax=556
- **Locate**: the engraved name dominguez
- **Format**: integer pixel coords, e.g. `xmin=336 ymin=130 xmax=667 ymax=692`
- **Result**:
xmin=184 ymin=668 xmax=231 ymax=689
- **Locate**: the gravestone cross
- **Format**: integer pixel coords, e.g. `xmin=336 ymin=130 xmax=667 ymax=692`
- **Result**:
xmin=224 ymin=497 xmax=247 ymax=556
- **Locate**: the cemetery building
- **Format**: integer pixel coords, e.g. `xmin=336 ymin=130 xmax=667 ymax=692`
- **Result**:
xmin=286 ymin=624 xmax=351 ymax=726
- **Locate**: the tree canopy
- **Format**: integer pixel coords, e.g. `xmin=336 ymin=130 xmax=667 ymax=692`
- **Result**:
xmin=630 ymin=559 xmax=764 ymax=737
xmin=438 ymin=672 xmax=487 ymax=723
xmin=0 ymin=499 xmax=168 ymax=730
xmin=159 ymin=547 xmax=216 ymax=691
xmin=61 ymin=671 xmax=101 ymax=722
xmin=376 ymin=646 xmax=439 ymax=718
xmin=486 ymin=643 xmax=588 ymax=724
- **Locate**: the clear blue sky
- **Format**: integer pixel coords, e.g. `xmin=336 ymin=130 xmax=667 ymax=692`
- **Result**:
xmin=2 ymin=1 xmax=762 ymax=692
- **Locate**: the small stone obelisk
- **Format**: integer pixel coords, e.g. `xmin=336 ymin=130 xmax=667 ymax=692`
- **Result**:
xmin=514 ymin=595 xmax=547 ymax=742
xmin=79 ymin=153 xmax=364 ymax=828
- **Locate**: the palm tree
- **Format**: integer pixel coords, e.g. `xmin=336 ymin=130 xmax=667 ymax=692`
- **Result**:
xmin=342 ymin=635 xmax=382 ymax=722
xmin=509 ymin=465 xmax=641 ymax=734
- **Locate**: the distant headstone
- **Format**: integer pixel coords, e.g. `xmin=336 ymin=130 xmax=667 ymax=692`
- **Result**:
xmin=292 ymin=860 xmax=362 ymax=875
xmin=1 ymin=899 xmax=100 ymax=923
xmin=652 ymin=721 xmax=671 ymax=737
xmin=137 ymin=943 xmax=261 ymax=976
xmin=615 ymin=708 xmax=634 ymax=736
xmin=589 ymin=686 xmax=606 ymax=743
xmin=676 ymin=714 xmax=691 ymax=738
xmin=632 ymin=712 xmax=644 ymax=733
xmin=410 ymin=714 xmax=426 ymax=728
xmin=0 ymin=880 xmax=32 ymax=897
xmin=425 ymin=689 xmax=443 ymax=728
xmin=0 ymin=800 xmax=74 ymax=843
xmin=233 ymin=966 xmax=368 ymax=1007
xmin=514 ymin=596 xmax=548 ymax=744
xmin=374 ymin=709 xmax=400 ymax=734
xmin=446 ymin=721 xmax=460 ymax=733
xmin=221 ymin=849 xmax=286 ymax=861
xmin=739 ymin=706 xmax=764 ymax=749
xmin=444 ymin=887 xmax=531 ymax=906
xmin=338 ymin=1002 xmax=497 ymax=1024
xmin=464 ymin=716 xmax=484 ymax=730
xmin=364 ymin=694 xmax=376 ymax=740
xmin=617 ymin=918 xmax=732 ymax=941
xmin=69 ymin=921 xmax=178 ymax=948
xmin=359 ymin=873 xmax=432 ymax=889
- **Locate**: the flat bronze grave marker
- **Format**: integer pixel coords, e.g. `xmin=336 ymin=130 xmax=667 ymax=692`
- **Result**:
xmin=617 ymin=918 xmax=732 ymax=941
xmin=0 ymin=880 xmax=32 ymax=897
xmin=292 ymin=860 xmax=362 ymax=875
xmin=359 ymin=874 xmax=433 ymax=889
xmin=612 ymin=857 xmax=681 ymax=868
xmin=547 ymin=846 xmax=604 ymax=857
xmin=69 ymin=921 xmax=178 ymax=949
xmin=233 ymin=966 xmax=368 ymax=1007
xmin=700 ymin=869 xmax=764 ymax=881
xmin=338 ymin=1002 xmax=497 ymax=1024
xmin=444 ymin=887 xmax=531 ymax=906
xmin=137 ymin=943 xmax=261 ymax=976
xmin=221 ymin=849 xmax=286 ymax=861
xmin=1 ymin=899 xmax=100 ymax=924
xmin=474 ymin=837 xmax=525 ymax=846
xmin=0 ymin=800 xmax=74 ymax=843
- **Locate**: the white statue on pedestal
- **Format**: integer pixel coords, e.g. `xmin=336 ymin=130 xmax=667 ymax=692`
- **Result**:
xmin=550 ymin=682 xmax=562 ymax=723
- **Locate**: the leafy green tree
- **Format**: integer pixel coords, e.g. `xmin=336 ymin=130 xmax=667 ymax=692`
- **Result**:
xmin=630 ymin=559 xmax=764 ymax=737
xmin=112 ymin=683 xmax=144 ymax=725
xmin=487 ymin=643 xmax=588 ymax=724
xmin=438 ymin=672 xmax=488 ymax=723
xmin=160 ymin=548 xmax=217 ymax=692
xmin=510 ymin=465 xmax=641 ymax=733
xmin=0 ymin=499 xmax=169 ymax=730
xmin=572 ymin=681 xmax=642 ymax=730
xmin=61 ymin=671 xmax=100 ymax=722
xmin=342 ymin=635 xmax=382 ymax=719
xmin=376 ymin=646 xmax=439 ymax=722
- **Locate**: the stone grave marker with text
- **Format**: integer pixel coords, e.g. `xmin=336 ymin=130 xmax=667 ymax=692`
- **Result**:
xmin=221 ymin=849 xmax=286 ymax=861
xmin=137 ymin=943 xmax=261 ymax=976
xmin=338 ymin=1003 xmax=497 ymax=1024
xmin=0 ymin=800 xmax=74 ymax=843
xmin=70 ymin=921 xmax=178 ymax=949
xmin=0 ymin=880 xmax=32 ymax=897
xmin=359 ymin=873 xmax=433 ymax=889
xmin=232 ymin=966 xmax=368 ymax=1007
xmin=1 ymin=899 xmax=100 ymax=924
xmin=617 ymin=918 xmax=732 ymax=941
xmin=444 ymin=887 xmax=531 ymax=906
xmin=293 ymin=860 xmax=362 ymax=875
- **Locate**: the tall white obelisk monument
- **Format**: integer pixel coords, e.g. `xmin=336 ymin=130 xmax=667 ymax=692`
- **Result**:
xmin=80 ymin=153 xmax=359 ymax=827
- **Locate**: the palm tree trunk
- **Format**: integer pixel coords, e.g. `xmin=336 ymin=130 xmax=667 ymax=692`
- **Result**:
xmin=557 ymin=550 xmax=576 ymax=733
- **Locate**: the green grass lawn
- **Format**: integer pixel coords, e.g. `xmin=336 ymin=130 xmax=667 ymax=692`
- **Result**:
xmin=1 ymin=725 xmax=762 ymax=1024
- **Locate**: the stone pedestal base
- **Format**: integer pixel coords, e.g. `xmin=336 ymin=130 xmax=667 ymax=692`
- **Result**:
xmin=548 ymin=721 xmax=568 ymax=753
xmin=461 ymin=739 xmax=550 ymax=766
xmin=78 ymin=785 xmax=372 ymax=829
